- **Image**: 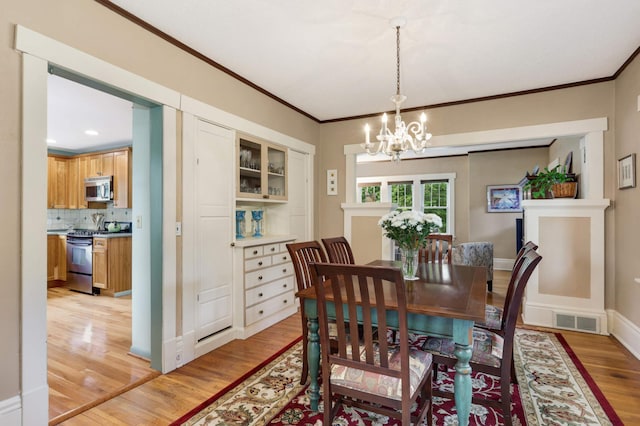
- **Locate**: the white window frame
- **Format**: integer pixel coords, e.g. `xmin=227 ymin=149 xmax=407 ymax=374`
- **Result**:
xmin=356 ymin=173 xmax=456 ymax=235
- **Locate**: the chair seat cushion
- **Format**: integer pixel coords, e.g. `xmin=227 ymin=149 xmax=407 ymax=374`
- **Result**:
xmin=476 ymin=304 xmax=503 ymax=330
xmin=422 ymin=328 xmax=504 ymax=368
xmin=330 ymin=346 xmax=432 ymax=400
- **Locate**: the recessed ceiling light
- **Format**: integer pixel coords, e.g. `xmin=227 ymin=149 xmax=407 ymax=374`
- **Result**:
xmin=85 ymin=129 xmax=99 ymax=136
xmin=46 ymin=138 xmax=56 ymax=144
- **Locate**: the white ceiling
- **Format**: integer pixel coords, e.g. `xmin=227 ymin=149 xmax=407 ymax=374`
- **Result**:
xmin=48 ymin=1 xmax=640 ymax=152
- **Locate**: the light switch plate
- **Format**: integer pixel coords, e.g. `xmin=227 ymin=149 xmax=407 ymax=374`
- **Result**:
xmin=327 ymin=169 xmax=338 ymax=195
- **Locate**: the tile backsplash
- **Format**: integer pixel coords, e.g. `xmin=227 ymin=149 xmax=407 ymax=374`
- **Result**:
xmin=47 ymin=207 xmax=132 ymax=230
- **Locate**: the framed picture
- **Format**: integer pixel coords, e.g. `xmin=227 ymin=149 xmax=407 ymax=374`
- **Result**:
xmin=618 ymin=154 xmax=636 ymax=189
xmin=487 ymin=185 xmax=523 ymax=213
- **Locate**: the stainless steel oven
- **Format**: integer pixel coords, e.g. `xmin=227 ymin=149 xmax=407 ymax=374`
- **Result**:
xmin=66 ymin=235 xmax=94 ymax=294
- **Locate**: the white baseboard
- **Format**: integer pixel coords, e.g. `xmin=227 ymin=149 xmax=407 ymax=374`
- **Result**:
xmin=608 ymin=309 xmax=640 ymax=360
xmin=194 ymin=327 xmax=241 ymax=359
xmin=162 ymin=336 xmax=178 ymax=373
xmin=494 ymin=258 xmax=514 ymax=271
xmin=0 ymin=396 xmax=21 ymax=426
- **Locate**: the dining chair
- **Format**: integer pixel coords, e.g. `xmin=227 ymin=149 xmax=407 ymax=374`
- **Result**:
xmin=422 ymin=249 xmax=542 ymax=426
xmin=321 ymin=236 xmax=355 ymax=264
xmin=478 ymin=241 xmax=539 ymax=331
xmin=451 ymin=241 xmax=494 ymax=291
xmin=312 ymin=262 xmax=433 ymax=426
xmin=286 ymin=241 xmax=329 ymax=385
xmin=418 ymin=233 xmax=453 ymax=264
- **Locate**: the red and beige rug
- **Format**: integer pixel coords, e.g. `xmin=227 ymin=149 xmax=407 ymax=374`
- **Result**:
xmin=171 ymin=329 xmax=623 ymax=425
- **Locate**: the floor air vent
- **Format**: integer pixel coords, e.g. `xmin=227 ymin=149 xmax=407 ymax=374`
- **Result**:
xmin=554 ymin=313 xmax=599 ymax=333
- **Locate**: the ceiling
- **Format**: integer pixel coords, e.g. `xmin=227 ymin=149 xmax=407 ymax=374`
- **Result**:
xmin=48 ymin=1 xmax=640 ymax=152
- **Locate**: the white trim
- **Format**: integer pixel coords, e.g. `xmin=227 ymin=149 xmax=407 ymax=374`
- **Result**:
xmin=161 ymin=106 xmax=178 ymax=373
xmin=344 ymin=117 xmax=608 ymax=156
xmin=15 ymin=25 xmax=181 ymax=108
xmin=180 ymin=95 xmax=315 ymax=155
xmin=0 ymin=396 xmax=21 ymax=426
xmin=609 ymin=310 xmax=640 ymax=360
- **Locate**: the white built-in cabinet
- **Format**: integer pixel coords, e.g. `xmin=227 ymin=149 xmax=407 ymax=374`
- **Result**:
xmin=182 ymin=111 xmax=313 ymax=363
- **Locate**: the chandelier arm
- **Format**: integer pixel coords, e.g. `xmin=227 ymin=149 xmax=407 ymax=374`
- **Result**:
xmin=396 ymin=25 xmax=401 ymax=97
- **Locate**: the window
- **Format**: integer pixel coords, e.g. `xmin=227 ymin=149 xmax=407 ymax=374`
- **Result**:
xmin=356 ymin=173 xmax=455 ymax=234
xmin=358 ymin=182 xmax=381 ymax=203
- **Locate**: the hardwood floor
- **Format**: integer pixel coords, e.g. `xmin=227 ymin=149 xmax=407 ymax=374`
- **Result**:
xmin=57 ymin=271 xmax=640 ymax=425
xmin=47 ymin=287 xmax=158 ymax=425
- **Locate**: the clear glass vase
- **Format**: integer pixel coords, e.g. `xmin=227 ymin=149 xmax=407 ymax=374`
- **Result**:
xmin=399 ymin=247 xmax=419 ymax=280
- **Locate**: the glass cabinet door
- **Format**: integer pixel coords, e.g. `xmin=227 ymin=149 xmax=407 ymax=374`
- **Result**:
xmin=237 ymin=136 xmax=287 ymax=201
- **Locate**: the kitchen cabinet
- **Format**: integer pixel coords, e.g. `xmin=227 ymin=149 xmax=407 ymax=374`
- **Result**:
xmin=241 ymin=240 xmax=296 ymax=334
xmin=113 ymin=149 xmax=131 ymax=208
xmin=93 ymin=236 xmax=132 ymax=296
xmin=47 ymin=234 xmax=67 ymax=283
xmin=47 ymin=155 xmax=68 ymax=209
xmin=66 ymin=157 xmax=79 ymax=209
xmin=237 ymin=136 xmax=287 ymax=201
xmin=88 ymin=152 xmax=114 ymax=178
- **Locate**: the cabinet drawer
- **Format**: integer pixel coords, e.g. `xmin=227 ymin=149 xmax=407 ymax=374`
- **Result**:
xmin=245 ymin=276 xmax=294 ymax=307
xmin=279 ymin=242 xmax=293 ymax=253
xmin=245 ymin=262 xmax=293 ymax=289
xmin=263 ymin=243 xmax=280 ymax=255
xmin=272 ymin=251 xmax=290 ymax=265
xmin=245 ymin=290 xmax=295 ymax=325
xmin=245 ymin=255 xmax=272 ymax=271
xmin=244 ymin=246 xmax=264 ymax=259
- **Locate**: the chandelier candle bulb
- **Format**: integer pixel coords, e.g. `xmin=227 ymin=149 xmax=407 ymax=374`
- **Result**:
xmin=365 ymin=123 xmax=370 ymax=143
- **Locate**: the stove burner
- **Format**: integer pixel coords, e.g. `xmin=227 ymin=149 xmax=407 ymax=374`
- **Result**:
xmin=67 ymin=229 xmax=102 ymax=237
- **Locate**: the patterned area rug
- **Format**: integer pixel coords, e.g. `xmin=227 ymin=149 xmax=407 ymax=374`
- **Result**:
xmin=171 ymin=329 xmax=623 ymax=425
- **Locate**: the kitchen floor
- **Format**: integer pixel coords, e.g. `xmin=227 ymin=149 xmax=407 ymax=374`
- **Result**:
xmin=47 ymin=287 xmax=158 ymax=424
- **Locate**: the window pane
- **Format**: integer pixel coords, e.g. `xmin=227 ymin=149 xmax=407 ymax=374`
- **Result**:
xmin=390 ymin=183 xmax=412 ymax=210
xmin=360 ymin=185 xmax=380 ymax=202
xmin=423 ymin=181 xmax=448 ymax=232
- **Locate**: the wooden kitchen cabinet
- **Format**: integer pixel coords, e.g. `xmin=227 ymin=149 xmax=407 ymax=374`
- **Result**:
xmin=47 ymin=234 xmax=67 ymax=283
xmin=113 ymin=149 xmax=131 ymax=208
xmin=87 ymin=152 xmax=114 ymax=178
xmin=92 ymin=237 xmax=132 ymax=296
xmin=47 ymin=155 xmax=68 ymax=209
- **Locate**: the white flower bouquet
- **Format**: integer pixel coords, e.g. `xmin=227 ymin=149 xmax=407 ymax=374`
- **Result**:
xmin=378 ymin=210 xmax=443 ymax=250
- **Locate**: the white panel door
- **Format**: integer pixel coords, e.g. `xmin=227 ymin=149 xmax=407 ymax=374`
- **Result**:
xmin=195 ymin=120 xmax=234 ymax=340
xmin=288 ymin=150 xmax=309 ymax=241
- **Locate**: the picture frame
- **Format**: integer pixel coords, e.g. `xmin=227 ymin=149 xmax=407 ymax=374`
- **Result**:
xmin=618 ymin=154 xmax=636 ymax=189
xmin=487 ymin=185 xmax=523 ymax=213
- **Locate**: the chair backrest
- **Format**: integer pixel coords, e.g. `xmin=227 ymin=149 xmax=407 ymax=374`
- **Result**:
xmin=322 ymin=236 xmax=355 ymax=264
xmin=515 ymin=241 xmax=538 ymax=264
xmin=312 ymin=262 xmax=410 ymax=392
xmin=500 ymin=249 xmax=542 ymax=335
xmin=502 ymin=241 xmax=539 ymax=314
xmin=419 ymin=234 xmax=453 ymax=264
xmin=286 ymin=241 xmax=328 ymax=292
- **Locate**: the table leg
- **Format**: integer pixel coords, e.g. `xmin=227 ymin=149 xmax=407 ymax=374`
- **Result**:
xmin=306 ymin=316 xmax=320 ymax=412
xmin=453 ymin=320 xmax=474 ymax=426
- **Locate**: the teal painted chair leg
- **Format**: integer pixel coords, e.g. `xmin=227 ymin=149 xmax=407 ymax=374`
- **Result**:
xmin=307 ymin=317 xmax=320 ymax=412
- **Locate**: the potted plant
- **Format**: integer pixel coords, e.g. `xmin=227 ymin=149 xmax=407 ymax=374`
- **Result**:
xmin=524 ymin=165 xmax=577 ymax=199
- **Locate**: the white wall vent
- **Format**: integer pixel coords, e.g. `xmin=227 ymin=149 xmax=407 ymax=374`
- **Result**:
xmin=553 ymin=312 xmax=599 ymax=334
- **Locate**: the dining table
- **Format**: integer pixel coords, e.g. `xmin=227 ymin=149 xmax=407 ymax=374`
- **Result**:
xmin=296 ymin=260 xmax=487 ymax=426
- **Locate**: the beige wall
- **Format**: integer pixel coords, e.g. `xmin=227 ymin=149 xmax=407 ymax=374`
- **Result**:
xmin=614 ymin=52 xmax=640 ymax=326
xmin=468 ymin=148 xmax=548 ymax=258
xmin=1 ymin=0 xmax=318 ymax=401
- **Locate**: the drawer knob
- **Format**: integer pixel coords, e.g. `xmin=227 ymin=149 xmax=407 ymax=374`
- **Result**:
xmin=253 ymin=250 xmax=258 ymax=255
xmin=258 ymin=275 xmax=263 ymax=280
xmin=282 ymin=256 xmax=287 ymax=260
xmin=258 ymin=292 xmax=263 ymax=297
xmin=282 ymin=268 xmax=287 ymax=273
xmin=270 ymin=247 xmax=275 ymax=252
xmin=259 ymin=310 xmax=264 ymax=314
xmin=283 ymin=299 xmax=288 ymax=304
xmin=258 ymin=261 xmax=263 ymax=266
xmin=283 ymin=283 xmax=287 ymax=288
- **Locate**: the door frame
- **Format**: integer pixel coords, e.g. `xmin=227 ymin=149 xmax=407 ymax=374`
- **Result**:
xmin=17 ymin=25 xmax=179 ymax=424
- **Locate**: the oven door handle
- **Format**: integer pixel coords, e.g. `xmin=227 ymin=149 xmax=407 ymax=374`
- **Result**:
xmin=67 ymin=239 xmax=93 ymax=246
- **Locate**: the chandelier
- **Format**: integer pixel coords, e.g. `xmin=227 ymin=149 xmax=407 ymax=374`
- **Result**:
xmin=361 ymin=17 xmax=432 ymax=162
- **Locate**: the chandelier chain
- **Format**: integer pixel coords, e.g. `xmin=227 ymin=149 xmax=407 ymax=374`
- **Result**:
xmin=396 ymin=25 xmax=401 ymax=97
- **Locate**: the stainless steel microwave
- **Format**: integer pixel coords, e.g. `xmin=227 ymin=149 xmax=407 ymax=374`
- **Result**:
xmin=85 ymin=176 xmax=113 ymax=202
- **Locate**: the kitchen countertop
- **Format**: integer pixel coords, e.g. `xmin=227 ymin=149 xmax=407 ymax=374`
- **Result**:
xmin=47 ymin=230 xmax=132 ymax=238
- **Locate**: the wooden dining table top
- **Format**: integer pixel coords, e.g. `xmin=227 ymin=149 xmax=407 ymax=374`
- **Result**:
xmin=296 ymin=260 xmax=487 ymax=323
